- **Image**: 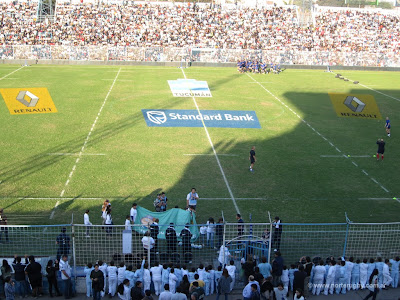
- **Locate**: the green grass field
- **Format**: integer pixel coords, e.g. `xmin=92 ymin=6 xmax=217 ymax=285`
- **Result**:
xmin=1 ymin=65 xmax=400 ymax=226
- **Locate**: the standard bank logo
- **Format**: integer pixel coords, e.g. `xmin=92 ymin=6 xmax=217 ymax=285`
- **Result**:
xmin=168 ymin=79 xmax=212 ymax=97
xmin=329 ymin=93 xmax=381 ymax=119
xmin=0 ymin=88 xmax=57 ymax=115
xmin=142 ymin=109 xmax=261 ymax=129
xmin=146 ymin=111 xmax=167 ymax=124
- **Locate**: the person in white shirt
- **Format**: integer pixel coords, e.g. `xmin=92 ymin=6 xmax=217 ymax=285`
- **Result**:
xmin=345 ymin=257 xmax=354 ymax=291
xmin=105 ymin=209 xmax=113 ymax=235
xmin=130 ymin=203 xmax=137 ymax=223
xmin=206 ymin=218 xmax=216 ymax=248
xmin=141 ymin=231 xmax=155 ymax=253
xmin=272 ymin=282 xmax=288 ymax=300
xmin=107 ymin=261 xmax=118 ymax=297
xmin=124 ymin=216 xmax=131 ymax=231
xmin=59 ymin=255 xmax=73 ymax=299
xmin=143 ymin=262 xmax=151 ymax=292
xmin=324 ymin=260 xmax=336 ymax=295
xmin=383 ymin=259 xmax=392 ymax=289
xmin=312 ymin=260 xmax=326 ymax=295
xmin=150 ymin=262 xmax=163 ymax=295
xmin=186 ymin=188 xmax=199 ymax=211
xmin=169 ymin=268 xmax=178 ymax=294
xmin=159 ymin=284 xmax=172 ymax=300
xmin=117 ymin=279 xmax=130 ymax=300
xmin=84 ymin=263 xmax=94 ymax=298
xmin=226 ymin=260 xmax=236 ymax=291
xmin=197 ymin=264 xmax=205 ymax=281
xmin=118 ymin=262 xmax=126 ymax=286
xmin=360 ymin=258 xmax=368 ymax=289
xmin=84 ymin=210 xmax=92 ymax=237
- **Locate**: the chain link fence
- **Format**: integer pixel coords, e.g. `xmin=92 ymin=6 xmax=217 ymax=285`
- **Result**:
xmin=1 ymin=45 xmax=400 ymax=67
xmin=1 ymin=221 xmax=400 ymax=288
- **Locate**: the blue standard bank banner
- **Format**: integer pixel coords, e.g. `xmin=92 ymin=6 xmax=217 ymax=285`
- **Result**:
xmin=142 ymin=109 xmax=261 ymax=129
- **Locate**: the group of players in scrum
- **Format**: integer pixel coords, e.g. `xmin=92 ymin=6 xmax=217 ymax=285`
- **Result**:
xmin=237 ymin=60 xmax=283 ymax=74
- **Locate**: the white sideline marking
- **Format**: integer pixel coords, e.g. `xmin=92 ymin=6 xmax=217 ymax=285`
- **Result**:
xmin=102 ymin=79 xmax=134 ymax=81
xmin=352 ymin=161 xmax=358 ymax=167
xmin=0 ymin=66 xmax=24 ymax=81
xmin=3 ymin=77 xmax=18 ymax=80
xmin=320 ymin=155 xmax=371 ymax=158
xmin=59 ymin=68 xmax=121 ymax=198
xmin=332 ymin=72 xmax=400 ymax=102
xmin=181 ymin=68 xmax=240 ymax=214
xmin=184 ymin=153 xmax=239 ymax=157
xmin=247 ymin=73 xmax=391 ymax=196
xmin=201 ymin=198 xmax=267 ymax=200
xmin=248 ymin=82 xmax=273 ymax=83
xmin=48 ymin=153 xmax=106 ymax=156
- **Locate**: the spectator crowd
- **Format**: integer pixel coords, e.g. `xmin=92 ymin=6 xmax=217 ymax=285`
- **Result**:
xmin=0 ymin=2 xmax=400 ymax=65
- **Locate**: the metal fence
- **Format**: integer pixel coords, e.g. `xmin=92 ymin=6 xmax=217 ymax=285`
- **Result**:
xmin=1 ymin=221 xmax=400 ymax=281
xmin=1 ymin=45 xmax=400 ymax=67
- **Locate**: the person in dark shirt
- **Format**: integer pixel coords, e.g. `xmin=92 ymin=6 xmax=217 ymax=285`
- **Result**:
xmin=253 ymin=267 xmax=264 ymax=285
xmin=180 ymin=224 xmax=193 ymax=255
xmin=242 ymin=256 xmax=255 ymax=284
xmin=131 ymin=281 xmax=144 ymax=300
xmin=25 ymin=256 xmax=43 ymax=298
xmin=46 ymin=260 xmax=62 ymax=297
xmin=272 ymin=251 xmax=284 ymax=286
xmin=56 ymin=228 xmax=70 ymax=261
xmin=249 ymin=283 xmax=260 ymax=300
xmin=150 ymin=218 xmax=159 ymax=252
xmin=249 ymin=146 xmax=256 ymax=172
xmin=236 ymin=214 xmax=244 ymax=236
xmin=166 ymin=223 xmax=178 ymax=253
xmin=215 ymin=218 xmax=224 ymax=248
xmin=90 ymin=264 xmax=104 ymax=300
xmin=376 ymin=139 xmax=385 ymax=161
xmin=293 ymin=265 xmax=307 ymax=296
xmin=12 ymin=256 xmax=28 ymax=298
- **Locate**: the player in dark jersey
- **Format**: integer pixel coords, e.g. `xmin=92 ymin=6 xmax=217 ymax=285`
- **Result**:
xmin=249 ymin=146 xmax=256 ymax=172
xmin=385 ymin=117 xmax=391 ymax=137
xmin=376 ymin=139 xmax=385 ymax=161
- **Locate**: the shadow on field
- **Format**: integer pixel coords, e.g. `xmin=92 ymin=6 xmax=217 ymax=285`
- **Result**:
xmin=0 ymin=97 xmax=185 ymax=195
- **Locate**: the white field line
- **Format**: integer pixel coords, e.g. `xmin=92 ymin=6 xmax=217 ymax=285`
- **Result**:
xmin=201 ymin=198 xmax=267 ymax=200
xmin=332 ymin=72 xmax=400 ymax=102
xmin=359 ymin=198 xmax=400 ymax=204
xmin=48 ymin=153 xmax=106 ymax=156
xmin=181 ymin=68 xmax=240 ymax=214
xmin=248 ymin=82 xmax=273 ymax=83
xmin=0 ymin=66 xmax=24 ymax=81
xmin=59 ymin=68 xmax=121 ymax=198
xmin=183 ymin=153 xmax=239 ymax=157
xmin=247 ymin=73 xmax=391 ymax=195
xmin=320 ymin=155 xmax=371 ymax=158
xmin=49 ymin=200 xmax=60 ymax=219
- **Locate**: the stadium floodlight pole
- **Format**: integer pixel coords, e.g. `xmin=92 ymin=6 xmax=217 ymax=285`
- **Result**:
xmin=267 ymin=211 xmax=272 ymax=264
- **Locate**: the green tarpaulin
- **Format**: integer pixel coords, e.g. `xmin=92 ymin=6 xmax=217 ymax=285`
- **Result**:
xmin=133 ymin=206 xmax=199 ymax=240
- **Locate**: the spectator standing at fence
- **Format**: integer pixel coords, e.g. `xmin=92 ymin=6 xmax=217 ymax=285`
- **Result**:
xmin=206 ymin=218 xmax=215 ymax=248
xmin=150 ymin=262 xmax=163 ymax=296
xmin=360 ymin=258 xmax=368 ymax=289
xmin=180 ymin=224 xmax=192 ymax=255
xmin=272 ymin=217 xmax=282 ymax=251
xmin=389 ymin=256 xmax=400 ymax=288
xmin=351 ymin=259 xmax=360 ymax=290
xmin=98 ymin=261 xmax=107 ymax=298
xmin=272 ymin=251 xmax=284 ymax=286
xmin=375 ymin=257 xmax=384 ymax=285
xmin=324 ymin=260 xmax=336 ymax=295
xmin=105 ymin=209 xmax=113 ymax=235
xmin=363 ymin=269 xmax=379 ymax=300
xmin=243 ymin=256 xmax=255 ymax=284
xmin=150 ymin=219 xmax=159 ymax=252
xmin=186 ymin=188 xmax=199 ymax=211
xmin=117 ymin=279 xmax=130 ymax=300
xmin=345 ymin=257 xmax=354 ymax=291
xmin=56 ymin=228 xmax=70 ymax=261
xmin=91 ymin=264 xmax=104 ymax=300
xmin=118 ymin=263 xmax=126 ymax=286
xmin=162 ymin=266 xmax=170 ymax=293
xmin=46 ymin=260 xmax=62 ymax=297
xmin=84 ymin=263 xmax=94 ymax=298
xmin=4 ymin=276 xmax=15 ymax=300
xmin=107 ymin=261 xmax=117 ymax=297
xmin=12 ymin=256 xmax=28 ymax=298
xmin=0 ymin=208 xmax=9 ymax=243
xmin=311 ymin=260 xmax=325 ymax=296
xmin=258 ymin=257 xmax=272 ymax=279
xmin=169 ymin=269 xmax=178 ymax=294
xmin=25 ymin=256 xmax=43 ymax=298
xmin=59 ymin=255 xmax=73 ymax=299
xmin=142 ymin=231 xmax=155 ymax=254
xmin=130 ymin=203 xmax=137 ymax=223
xmin=293 ymin=265 xmax=307 ymax=297
xmin=166 ymin=223 xmax=178 ymax=253
xmin=236 ymin=214 xmax=244 ymax=236
xmin=226 ymin=261 xmax=236 ymax=291
xmin=84 ymin=210 xmax=92 ymax=238
xmin=383 ymin=259 xmax=392 ymax=289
